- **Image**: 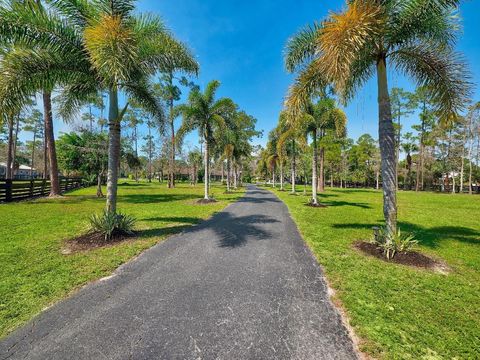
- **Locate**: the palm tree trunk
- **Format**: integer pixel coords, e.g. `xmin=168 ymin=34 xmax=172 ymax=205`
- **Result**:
xmin=468 ymin=118 xmax=474 ymax=194
xmin=30 ymin=122 xmax=37 ymax=178
xmin=312 ymin=130 xmax=318 ymax=205
xmin=291 ymin=140 xmax=296 ymax=194
xmin=280 ymin=162 xmax=284 ymax=190
xmin=106 ymin=87 xmax=120 ymax=213
xmin=377 ymin=57 xmax=397 ymax=235
xmin=233 ymin=162 xmax=238 ymax=189
xmin=168 ymin=99 xmax=175 ymax=188
xmin=203 ymin=136 xmax=210 ymax=200
xmin=43 ymin=92 xmax=60 ymax=196
xmin=43 ymin=132 xmax=47 ymax=179
xmin=6 ymin=116 xmax=14 ymax=179
xmin=96 ymin=171 xmax=104 ymax=197
xmin=148 ymin=124 xmax=152 ymax=183
xmin=318 ymin=145 xmax=325 ymax=192
xmin=12 ymin=116 xmax=20 ymax=177
xmin=226 ymin=158 xmax=230 ymax=192
xmin=272 ymin=164 xmax=275 ymax=188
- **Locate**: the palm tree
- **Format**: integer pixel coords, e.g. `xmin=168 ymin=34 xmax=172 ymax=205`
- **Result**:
xmin=177 ymin=80 xmax=235 ymax=201
xmin=292 ymin=98 xmax=346 ymax=206
xmin=285 ymin=0 xmax=470 ymax=234
xmin=0 ymin=0 xmax=192 ymax=212
xmin=279 ymin=117 xmax=303 ymax=195
xmin=187 ymin=149 xmax=202 ymax=186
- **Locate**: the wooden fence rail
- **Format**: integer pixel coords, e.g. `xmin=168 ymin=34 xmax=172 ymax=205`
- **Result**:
xmin=0 ymin=177 xmax=83 ymax=203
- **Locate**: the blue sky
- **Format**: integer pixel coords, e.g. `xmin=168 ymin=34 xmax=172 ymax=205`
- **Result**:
xmin=50 ymin=0 xmax=480 ymax=154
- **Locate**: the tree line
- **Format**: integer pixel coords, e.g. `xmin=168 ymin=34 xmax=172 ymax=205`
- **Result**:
xmin=257 ymin=88 xmax=480 ymax=195
xmin=0 ymin=0 xmax=259 ymax=215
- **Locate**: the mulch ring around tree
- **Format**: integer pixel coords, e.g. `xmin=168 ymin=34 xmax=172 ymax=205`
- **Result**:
xmin=354 ymin=241 xmax=450 ymax=273
xmin=197 ymin=198 xmax=218 ymax=204
xmin=305 ymin=202 xmax=327 ymax=208
xmin=62 ymin=231 xmax=138 ymax=254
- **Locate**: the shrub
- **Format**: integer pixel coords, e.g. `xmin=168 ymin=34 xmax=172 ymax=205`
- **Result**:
xmin=372 ymin=227 xmax=418 ymax=259
xmin=89 ymin=210 xmax=136 ymax=241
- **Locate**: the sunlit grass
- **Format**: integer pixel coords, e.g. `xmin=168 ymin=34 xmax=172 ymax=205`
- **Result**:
xmin=0 ymin=180 xmax=243 ymax=338
xmin=269 ymin=186 xmax=479 ymax=359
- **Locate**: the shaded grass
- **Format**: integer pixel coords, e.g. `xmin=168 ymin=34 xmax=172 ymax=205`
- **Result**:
xmin=268 ymin=186 xmax=480 ymax=359
xmin=0 ymin=181 xmax=244 ymax=338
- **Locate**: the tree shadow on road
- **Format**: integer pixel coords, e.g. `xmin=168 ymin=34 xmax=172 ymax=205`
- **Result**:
xmin=204 ymin=212 xmax=280 ymax=248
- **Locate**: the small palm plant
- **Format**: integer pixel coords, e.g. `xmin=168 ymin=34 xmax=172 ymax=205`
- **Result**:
xmin=89 ymin=211 xmax=136 ymax=241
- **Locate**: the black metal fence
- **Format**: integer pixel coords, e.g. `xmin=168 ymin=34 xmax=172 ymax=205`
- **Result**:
xmin=0 ymin=177 xmax=83 ymax=203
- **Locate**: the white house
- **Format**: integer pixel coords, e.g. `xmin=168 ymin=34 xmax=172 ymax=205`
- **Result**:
xmin=0 ymin=163 xmax=38 ymax=180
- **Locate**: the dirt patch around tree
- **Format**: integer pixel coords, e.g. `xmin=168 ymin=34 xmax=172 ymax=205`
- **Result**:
xmin=62 ymin=231 xmax=138 ymax=254
xmin=197 ymin=198 xmax=218 ymax=204
xmin=354 ymin=241 xmax=450 ymax=273
xmin=305 ymin=202 xmax=327 ymax=208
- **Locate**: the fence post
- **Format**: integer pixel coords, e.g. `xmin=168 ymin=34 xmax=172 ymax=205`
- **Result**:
xmin=29 ymin=180 xmax=34 ymax=197
xmin=5 ymin=179 xmax=12 ymax=202
xmin=41 ymin=179 xmax=46 ymax=195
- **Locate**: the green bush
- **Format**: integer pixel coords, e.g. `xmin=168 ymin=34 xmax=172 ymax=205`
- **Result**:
xmin=372 ymin=227 xmax=418 ymax=259
xmin=89 ymin=210 xmax=136 ymax=241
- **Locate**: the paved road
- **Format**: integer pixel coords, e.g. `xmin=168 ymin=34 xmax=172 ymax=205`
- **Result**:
xmin=1 ymin=186 xmax=357 ymax=360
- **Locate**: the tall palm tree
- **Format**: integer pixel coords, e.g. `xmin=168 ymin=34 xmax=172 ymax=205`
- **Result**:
xmin=0 ymin=0 xmax=193 ymax=212
xmin=292 ymin=98 xmax=346 ymax=206
xmin=177 ymin=80 xmax=235 ymax=201
xmin=285 ymin=0 xmax=471 ymax=234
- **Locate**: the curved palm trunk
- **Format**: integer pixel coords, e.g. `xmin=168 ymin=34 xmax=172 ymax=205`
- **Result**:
xmin=43 ymin=92 xmax=60 ymax=196
xmin=312 ymin=130 xmax=319 ymax=205
xmin=377 ymin=57 xmax=397 ymax=236
xmin=106 ymin=88 xmax=120 ymax=213
xmin=204 ymin=137 xmax=210 ymax=200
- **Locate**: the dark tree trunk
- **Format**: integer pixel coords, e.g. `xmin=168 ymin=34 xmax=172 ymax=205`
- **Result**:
xmin=30 ymin=121 xmax=37 ymax=178
xmin=6 ymin=116 xmax=14 ymax=179
xmin=377 ymin=57 xmax=397 ymax=236
xmin=43 ymin=92 xmax=60 ymax=196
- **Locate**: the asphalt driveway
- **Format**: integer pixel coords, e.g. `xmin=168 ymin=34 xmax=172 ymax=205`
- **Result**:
xmin=0 ymin=185 xmax=357 ymax=359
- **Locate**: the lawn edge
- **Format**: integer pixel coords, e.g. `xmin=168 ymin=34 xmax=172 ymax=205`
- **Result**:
xmin=263 ymin=186 xmax=374 ymax=360
xmin=1 ymin=187 xmax=246 ymax=340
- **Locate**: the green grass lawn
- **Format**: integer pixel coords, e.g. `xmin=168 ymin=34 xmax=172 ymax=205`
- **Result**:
xmin=0 ymin=181 xmax=243 ymax=338
xmin=269 ymin=186 xmax=479 ymax=359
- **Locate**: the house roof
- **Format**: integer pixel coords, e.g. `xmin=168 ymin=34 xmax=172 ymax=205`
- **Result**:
xmin=0 ymin=162 xmax=36 ymax=171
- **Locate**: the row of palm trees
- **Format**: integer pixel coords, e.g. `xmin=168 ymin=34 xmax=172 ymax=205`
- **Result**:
xmin=281 ymin=0 xmax=472 ymax=236
xmin=260 ymin=96 xmax=346 ymax=206
xmin=176 ymin=80 xmax=259 ymax=201
xmin=0 ymin=0 xmax=198 ymax=213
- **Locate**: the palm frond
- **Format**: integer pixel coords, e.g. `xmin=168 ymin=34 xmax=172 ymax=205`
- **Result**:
xmin=319 ymin=1 xmax=384 ymax=93
xmin=124 ymin=78 xmax=166 ymax=133
xmin=389 ymin=41 xmax=472 ymax=122
xmin=284 ymin=22 xmax=321 ymax=73
xmin=204 ymin=80 xmax=221 ymax=106
xmin=285 ymin=59 xmax=328 ymax=114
